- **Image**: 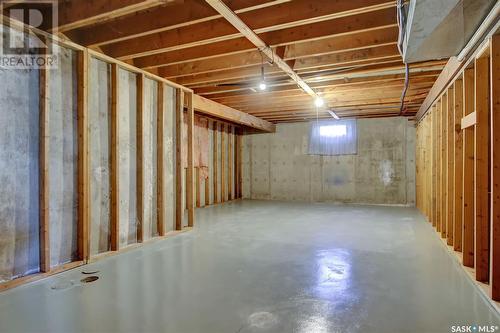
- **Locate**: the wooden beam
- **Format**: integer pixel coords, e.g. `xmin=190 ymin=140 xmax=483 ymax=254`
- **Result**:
xmin=175 ymin=89 xmax=184 ymax=230
xmin=475 ymin=56 xmax=490 ymax=282
xmin=136 ymin=73 xmax=145 ymax=242
xmin=77 ymin=49 xmax=90 ymax=262
xmin=110 ymin=63 xmax=120 ymax=250
xmin=463 ymin=67 xmax=475 ymax=267
xmin=56 ymin=0 xmax=173 ymax=32
xmin=157 ymin=83 xmax=165 ymax=236
xmin=213 ymin=121 xmax=219 ymax=204
xmin=453 ymin=79 xmax=464 ymax=252
xmin=186 ymin=92 xmax=195 ymax=227
xmin=436 ymin=102 xmax=442 ymax=233
xmin=39 ymin=54 xmax=50 ymax=272
xmin=193 ymin=94 xmax=275 ymax=132
xmin=490 ymin=33 xmax=500 ymax=301
xmin=205 ymin=0 xmax=322 ymax=102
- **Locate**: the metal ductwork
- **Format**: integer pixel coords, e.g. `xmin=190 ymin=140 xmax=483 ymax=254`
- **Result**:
xmin=402 ymin=0 xmax=497 ymax=63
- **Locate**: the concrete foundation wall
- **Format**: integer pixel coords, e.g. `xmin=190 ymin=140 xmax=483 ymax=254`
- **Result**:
xmin=242 ymin=117 xmax=416 ymax=205
xmin=118 ymin=69 xmax=138 ymax=247
xmin=89 ymin=58 xmax=112 ymax=256
xmin=0 ymin=65 xmax=40 ymax=282
xmin=48 ymin=44 xmax=79 ymax=267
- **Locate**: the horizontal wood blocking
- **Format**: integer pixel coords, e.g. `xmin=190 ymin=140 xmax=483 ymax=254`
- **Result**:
xmin=461 ymin=111 xmax=476 ymax=129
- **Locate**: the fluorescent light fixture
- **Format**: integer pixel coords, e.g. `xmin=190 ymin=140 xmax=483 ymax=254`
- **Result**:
xmin=319 ymin=124 xmax=347 ymax=137
xmin=328 ymin=110 xmax=340 ymax=119
xmin=259 ymin=81 xmax=267 ymax=91
xmin=315 ymin=97 xmax=324 ymax=107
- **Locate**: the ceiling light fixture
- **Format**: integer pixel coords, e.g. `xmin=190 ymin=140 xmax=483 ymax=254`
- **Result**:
xmin=315 ymin=97 xmax=324 ymax=108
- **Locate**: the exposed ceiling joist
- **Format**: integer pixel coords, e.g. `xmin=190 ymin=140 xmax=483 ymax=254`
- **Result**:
xmin=204 ymin=0 xmax=319 ymax=100
xmin=55 ymin=0 xmax=175 ymax=32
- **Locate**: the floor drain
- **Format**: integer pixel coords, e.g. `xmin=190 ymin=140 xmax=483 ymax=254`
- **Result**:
xmin=80 ymin=276 xmax=99 ymax=283
xmin=82 ymin=270 xmax=99 ymax=275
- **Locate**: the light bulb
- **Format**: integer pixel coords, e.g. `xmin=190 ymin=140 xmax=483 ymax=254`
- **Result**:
xmin=315 ymin=97 xmax=324 ymax=107
xmin=259 ymin=82 xmax=267 ymax=91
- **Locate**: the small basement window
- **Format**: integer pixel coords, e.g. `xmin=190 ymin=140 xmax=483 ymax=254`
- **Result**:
xmin=308 ymin=119 xmax=357 ymax=155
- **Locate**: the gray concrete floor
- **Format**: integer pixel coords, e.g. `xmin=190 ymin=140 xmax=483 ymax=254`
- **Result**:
xmin=0 ymin=200 xmax=499 ymax=333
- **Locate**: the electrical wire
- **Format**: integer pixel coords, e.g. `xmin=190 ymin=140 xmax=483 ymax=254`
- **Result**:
xmin=397 ymin=0 xmax=410 ymax=116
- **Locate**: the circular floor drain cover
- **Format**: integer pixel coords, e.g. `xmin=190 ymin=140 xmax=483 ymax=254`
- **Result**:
xmin=80 ymin=276 xmax=99 ymax=283
xmin=51 ymin=280 xmax=74 ymax=290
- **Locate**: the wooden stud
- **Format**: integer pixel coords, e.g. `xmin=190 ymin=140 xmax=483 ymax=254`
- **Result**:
xmin=432 ymin=105 xmax=438 ymax=227
xmin=228 ymin=126 xmax=233 ymax=200
xmin=221 ymin=123 xmax=226 ymax=202
xmin=213 ymin=121 xmax=219 ymax=204
xmin=205 ymin=121 xmax=211 ymax=206
xmin=441 ymin=95 xmax=448 ymax=239
xmin=110 ymin=63 xmax=120 ymax=251
xmin=186 ymin=91 xmax=195 ymax=227
xmin=157 ymin=82 xmax=165 ymax=236
xmin=175 ymin=88 xmax=184 ymax=230
xmin=136 ymin=73 xmax=145 ymax=242
xmin=196 ymin=167 xmax=201 ymax=208
xmin=436 ymin=101 xmax=442 ymax=233
xmin=77 ymin=49 xmax=90 ymax=262
xmin=490 ymin=34 xmax=500 ymax=300
xmin=463 ymin=67 xmax=475 ymax=267
xmin=475 ymin=56 xmax=490 ymax=282
xmin=447 ymin=87 xmax=455 ymax=245
xmin=39 ymin=56 xmax=50 ymax=272
xmin=453 ymin=79 xmax=464 ymax=252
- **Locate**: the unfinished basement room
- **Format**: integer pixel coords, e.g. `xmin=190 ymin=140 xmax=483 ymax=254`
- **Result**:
xmin=1 ymin=0 xmax=500 ymax=332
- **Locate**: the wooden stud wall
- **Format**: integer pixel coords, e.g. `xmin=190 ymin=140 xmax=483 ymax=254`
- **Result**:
xmin=416 ymin=34 xmax=500 ymax=303
xmin=0 ymin=22 xmax=249 ymax=291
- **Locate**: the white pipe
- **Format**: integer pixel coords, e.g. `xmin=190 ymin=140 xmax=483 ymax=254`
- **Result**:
xmin=457 ymin=2 xmax=500 ymax=61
